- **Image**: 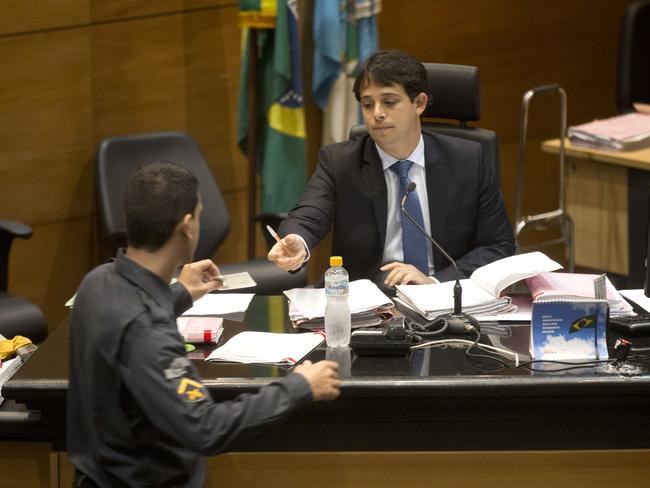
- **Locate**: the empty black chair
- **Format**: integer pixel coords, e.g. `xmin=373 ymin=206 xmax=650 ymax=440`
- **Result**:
xmin=617 ymin=0 xmax=650 ymax=113
xmin=0 ymin=220 xmax=48 ymax=343
xmin=96 ymin=132 xmax=307 ymax=295
xmin=350 ymin=63 xmax=501 ymax=183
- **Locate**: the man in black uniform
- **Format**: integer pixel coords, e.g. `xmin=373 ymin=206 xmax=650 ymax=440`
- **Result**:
xmin=67 ymin=162 xmax=340 ymax=487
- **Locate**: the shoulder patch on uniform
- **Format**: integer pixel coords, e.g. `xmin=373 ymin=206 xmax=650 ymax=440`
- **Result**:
xmin=177 ymin=377 xmax=207 ymax=402
xmin=164 ymin=357 xmax=192 ymax=380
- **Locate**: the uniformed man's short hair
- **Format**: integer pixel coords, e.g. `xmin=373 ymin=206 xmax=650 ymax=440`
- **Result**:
xmin=353 ymin=49 xmax=427 ymax=103
xmin=124 ymin=162 xmax=199 ymax=251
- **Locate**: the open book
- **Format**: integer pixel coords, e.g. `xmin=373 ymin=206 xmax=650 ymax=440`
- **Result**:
xmin=395 ymin=252 xmax=562 ymax=320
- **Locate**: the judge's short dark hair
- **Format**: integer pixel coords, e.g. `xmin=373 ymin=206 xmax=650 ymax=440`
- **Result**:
xmin=353 ymin=49 xmax=427 ymax=102
xmin=124 ymin=162 xmax=198 ymax=251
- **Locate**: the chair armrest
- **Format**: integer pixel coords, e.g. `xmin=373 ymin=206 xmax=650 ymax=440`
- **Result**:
xmin=0 ymin=220 xmax=32 ymax=240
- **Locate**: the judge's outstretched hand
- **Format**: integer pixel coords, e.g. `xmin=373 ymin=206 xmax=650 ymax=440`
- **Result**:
xmin=267 ymin=234 xmax=306 ymax=271
xmin=178 ymin=259 xmax=222 ymax=301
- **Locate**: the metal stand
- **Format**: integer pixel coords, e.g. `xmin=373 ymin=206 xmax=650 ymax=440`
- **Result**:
xmin=514 ymin=84 xmax=574 ymax=271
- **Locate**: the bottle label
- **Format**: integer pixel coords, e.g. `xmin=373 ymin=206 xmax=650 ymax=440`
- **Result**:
xmin=325 ymin=276 xmax=348 ymax=296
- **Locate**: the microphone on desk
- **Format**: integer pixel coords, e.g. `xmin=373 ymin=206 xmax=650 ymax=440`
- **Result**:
xmin=401 ymin=182 xmax=480 ymax=335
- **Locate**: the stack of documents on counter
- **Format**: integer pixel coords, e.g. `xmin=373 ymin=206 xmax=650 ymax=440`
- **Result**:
xmin=284 ymin=279 xmax=394 ymax=330
xmin=395 ymin=251 xmax=562 ymax=321
xmin=568 ymin=112 xmax=650 ymax=151
xmin=525 ymin=272 xmax=634 ymax=318
xmin=206 ymin=331 xmax=324 ymax=366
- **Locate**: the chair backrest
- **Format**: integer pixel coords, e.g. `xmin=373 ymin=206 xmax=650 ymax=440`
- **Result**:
xmin=617 ymin=0 xmax=650 ymax=113
xmin=349 ymin=63 xmax=500 ymax=183
xmin=96 ymin=132 xmax=230 ymax=260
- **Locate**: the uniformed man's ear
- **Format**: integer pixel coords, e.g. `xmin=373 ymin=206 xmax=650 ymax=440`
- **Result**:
xmin=179 ymin=213 xmax=194 ymax=239
xmin=414 ymin=92 xmax=428 ymax=116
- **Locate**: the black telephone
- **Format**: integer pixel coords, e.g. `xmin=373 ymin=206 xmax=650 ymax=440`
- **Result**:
xmin=350 ymin=317 xmax=413 ymax=355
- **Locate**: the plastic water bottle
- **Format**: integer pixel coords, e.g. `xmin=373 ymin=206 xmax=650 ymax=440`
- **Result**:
xmin=324 ymin=256 xmax=351 ymax=347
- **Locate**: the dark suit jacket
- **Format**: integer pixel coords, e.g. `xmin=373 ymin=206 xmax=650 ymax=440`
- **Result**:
xmin=279 ymin=131 xmax=515 ymax=283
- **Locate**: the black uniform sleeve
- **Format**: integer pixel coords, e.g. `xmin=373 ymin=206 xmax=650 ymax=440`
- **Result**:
xmin=117 ymin=317 xmax=313 ymax=455
xmin=170 ymin=282 xmax=194 ymax=317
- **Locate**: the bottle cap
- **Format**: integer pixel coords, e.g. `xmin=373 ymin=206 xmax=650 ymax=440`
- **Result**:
xmin=329 ymin=256 xmax=343 ymax=267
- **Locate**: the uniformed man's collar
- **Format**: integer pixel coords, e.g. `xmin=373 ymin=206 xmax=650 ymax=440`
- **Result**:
xmin=115 ymin=248 xmax=175 ymax=314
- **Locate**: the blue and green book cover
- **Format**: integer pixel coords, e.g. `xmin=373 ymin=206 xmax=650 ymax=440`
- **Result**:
xmin=530 ymin=300 xmax=609 ymax=360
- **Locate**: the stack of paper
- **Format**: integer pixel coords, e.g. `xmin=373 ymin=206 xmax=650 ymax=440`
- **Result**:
xmin=568 ymin=112 xmax=650 ymax=151
xmin=283 ymin=279 xmax=394 ymax=330
xmin=205 ymin=331 xmax=324 ymax=366
xmin=395 ymin=280 xmax=513 ymax=320
xmin=0 ymin=355 xmax=23 ymax=406
xmin=395 ymin=251 xmax=562 ymax=321
xmin=525 ymin=272 xmax=634 ymax=318
xmin=176 ymin=316 xmax=224 ymax=343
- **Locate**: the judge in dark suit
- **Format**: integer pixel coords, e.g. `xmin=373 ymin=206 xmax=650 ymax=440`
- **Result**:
xmin=268 ymin=50 xmax=515 ymax=286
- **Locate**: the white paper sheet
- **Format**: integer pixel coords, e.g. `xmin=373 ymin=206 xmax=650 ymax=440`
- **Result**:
xmin=182 ymin=293 xmax=255 ymax=316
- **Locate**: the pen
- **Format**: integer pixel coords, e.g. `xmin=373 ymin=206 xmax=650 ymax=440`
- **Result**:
xmin=266 ymin=225 xmax=286 ymax=248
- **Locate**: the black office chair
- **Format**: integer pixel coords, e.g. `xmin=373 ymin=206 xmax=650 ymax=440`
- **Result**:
xmin=617 ymin=0 xmax=650 ymax=113
xmin=96 ymin=132 xmax=308 ymax=295
xmin=0 ymin=220 xmax=48 ymax=343
xmin=349 ymin=63 xmax=501 ymax=183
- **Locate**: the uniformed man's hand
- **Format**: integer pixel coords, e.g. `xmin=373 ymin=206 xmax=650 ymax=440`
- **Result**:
xmin=294 ymin=360 xmax=340 ymax=402
xmin=178 ymin=259 xmax=223 ymax=301
xmin=380 ymin=262 xmax=437 ymax=286
xmin=267 ymin=234 xmax=306 ymax=271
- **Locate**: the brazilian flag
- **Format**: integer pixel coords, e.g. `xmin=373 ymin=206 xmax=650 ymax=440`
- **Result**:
xmin=237 ymin=0 xmax=306 ymax=213
xmin=569 ymin=314 xmax=597 ymax=333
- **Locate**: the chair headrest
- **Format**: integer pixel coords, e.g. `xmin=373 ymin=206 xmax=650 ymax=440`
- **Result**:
xmin=422 ymin=63 xmax=480 ymax=122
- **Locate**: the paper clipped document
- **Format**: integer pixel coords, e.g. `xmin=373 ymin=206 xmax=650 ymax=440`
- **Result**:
xmin=525 ymin=272 xmax=634 ymax=317
xmin=182 ymin=293 xmax=254 ymax=316
xmin=205 ymin=331 xmax=324 ymax=365
xmin=283 ymin=279 xmax=393 ymax=320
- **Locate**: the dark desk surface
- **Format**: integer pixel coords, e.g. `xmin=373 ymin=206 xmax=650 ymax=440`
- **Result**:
xmin=5 ymin=296 xmax=650 ymax=451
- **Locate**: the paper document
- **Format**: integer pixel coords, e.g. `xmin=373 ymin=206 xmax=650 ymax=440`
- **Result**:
xmin=0 ymin=356 xmax=23 ymax=405
xmin=525 ymin=272 xmax=634 ymax=317
xmin=205 ymin=331 xmax=324 ymax=365
xmin=215 ymin=272 xmax=256 ymax=291
xmin=176 ymin=316 xmax=224 ymax=343
xmin=182 ymin=293 xmax=254 ymax=316
xmin=469 ymin=251 xmax=562 ymax=297
xmin=619 ymin=289 xmax=650 ymax=313
xmin=394 ymin=252 xmax=561 ymax=321
xmin=284 ymin=279 xmax=393 ymax=320
xmin=568 ymin=112 xmax=650 ymax=151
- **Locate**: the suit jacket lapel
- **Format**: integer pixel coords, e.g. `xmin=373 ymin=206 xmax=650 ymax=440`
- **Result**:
xmin=360 ymin=137 xmax=388 ymax=249
xmin=423 ymin=134 xmax=446 ymax=271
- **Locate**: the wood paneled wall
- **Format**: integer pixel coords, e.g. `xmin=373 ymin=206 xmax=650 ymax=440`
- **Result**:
xmin=0 ymin=0 xmax=636 ymax=330
xmin=1 ymin=1 xmax=247 ymax=331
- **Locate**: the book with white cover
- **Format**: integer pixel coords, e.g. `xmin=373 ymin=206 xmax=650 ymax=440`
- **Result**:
xmin=205 ymin=331 xmax=324 ymax=366
xmin=396 ymin=252 xmax=562 ymax=319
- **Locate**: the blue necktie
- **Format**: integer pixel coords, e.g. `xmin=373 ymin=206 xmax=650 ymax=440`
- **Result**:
xmin=390 ymin=160 xmax=429 ymax=275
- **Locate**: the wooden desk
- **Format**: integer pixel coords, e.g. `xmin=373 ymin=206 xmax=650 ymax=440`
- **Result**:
xmin=542 ymin=138 xmax=650 ymax=285
xmin=5 ymin=296 xmax=650 ymax=487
